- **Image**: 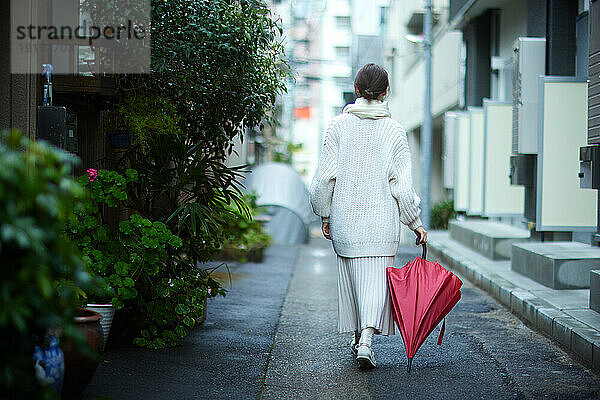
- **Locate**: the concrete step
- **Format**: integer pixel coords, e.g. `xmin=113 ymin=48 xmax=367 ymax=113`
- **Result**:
xmin=428 ymin=231 xmax=600 ymax=372
xmin=449 ymin=219 xmax=530 ymax=260
xmin=591 ymin=270 xmax=600 ymax=312
xmin=511 ymin=242 xmax=600 ymax=289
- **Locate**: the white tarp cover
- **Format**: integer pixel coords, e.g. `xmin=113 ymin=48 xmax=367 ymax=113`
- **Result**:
xmin=244 ymin=162 xmax=317 ymax=245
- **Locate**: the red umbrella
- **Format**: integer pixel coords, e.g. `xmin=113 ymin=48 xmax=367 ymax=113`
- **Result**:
xmin=386 ymin=243 xmax=462 ymax=373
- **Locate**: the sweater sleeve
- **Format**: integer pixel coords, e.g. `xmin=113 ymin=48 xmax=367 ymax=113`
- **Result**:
xmin=389 ymin=129 xmax=423 ymax=231
xmin=309 ymin=120 xmax=338 ymax=219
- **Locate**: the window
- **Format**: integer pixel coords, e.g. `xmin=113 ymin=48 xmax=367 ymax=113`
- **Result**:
xmin=334 ymin=76 xmax=350 ymax=87
xmin=335 ymin=16 xmax=351 ymax=29
xmin=335 ymin=46 xmax=350 ymax=61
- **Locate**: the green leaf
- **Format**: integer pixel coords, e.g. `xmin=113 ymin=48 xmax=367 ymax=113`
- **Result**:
xmin=145 ymin=262 xmax=159 ymax=275
xmin=175 ymin=325 xmax=187 ymax=339
xmin=119 ymin=220 xmax=133 ymax=234
xmin=123 ymin=277 xmax=135 ymax=288
xmin=183 ymin=316 xmax=195 ymax=328
xmin=156 ymin=286 xmax=169 ymax=298
xmin=174 ymin=304 xmax=190 ymax=314
xmin=115 ymin=262 xmax=130 ymax=276
xmin=125 ymin=169 xmax=139 ymax=181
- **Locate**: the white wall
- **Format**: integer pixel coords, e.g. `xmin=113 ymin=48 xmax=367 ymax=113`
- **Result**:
xmin=397 ymin=30 xmax=463 ymax=131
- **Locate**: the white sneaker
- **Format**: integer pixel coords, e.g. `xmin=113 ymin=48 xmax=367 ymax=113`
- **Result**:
xmin=356 ymin=344 xmax=376 ymax=369
xmin=349 ymin=332 xmax=360 ymax=356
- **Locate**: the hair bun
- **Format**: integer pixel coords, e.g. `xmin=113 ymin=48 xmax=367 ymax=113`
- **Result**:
xmin=354 ymin=63 xmax=389 ymax=100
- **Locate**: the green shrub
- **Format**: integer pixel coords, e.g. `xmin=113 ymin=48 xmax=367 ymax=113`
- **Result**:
xmin=112 ymin=0 xmax=288 ymax=268
xmin=119 ymin=96 xmax=182 ymax=154
xmin=66 ymin=169 xmax=224 ymax=348
xmin=0 ymin=130 xmax=100 ymax=398
xmin=430 ymin=200 xmax=457 ymax=230
xmin=80 ymin=0 xmax=288 ymax=342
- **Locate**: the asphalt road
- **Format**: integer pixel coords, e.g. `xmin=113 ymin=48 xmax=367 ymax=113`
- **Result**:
xmin=83 ymin=237 xmax=600 ymax=400
xmin=261 ymin=237 xmax=600 ymax=400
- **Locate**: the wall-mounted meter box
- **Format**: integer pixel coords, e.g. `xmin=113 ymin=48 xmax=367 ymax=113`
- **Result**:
xmin=512 ymin=37 xmax=546 ymax=155
xmin=37 ymin=106 xmax=66 ymax=148
xmin=65 ymin=111 xmax=78 ymax=154
xmin=580 ymin=145 xmax=600 ymax=189
xmin=588 ymin=0 xmax=600 ymax=144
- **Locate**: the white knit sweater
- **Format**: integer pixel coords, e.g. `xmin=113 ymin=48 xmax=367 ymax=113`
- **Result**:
xmin=309 ymin=112 xmax=423 ymax=257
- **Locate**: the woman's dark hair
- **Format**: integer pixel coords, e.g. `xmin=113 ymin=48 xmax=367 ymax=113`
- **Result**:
xmin=354 ymin=63 xmax=389 ymax=100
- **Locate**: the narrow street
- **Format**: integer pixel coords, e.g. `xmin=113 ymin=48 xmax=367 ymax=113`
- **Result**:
xmin=261 ymin=237 xmax=600 ymax=399
xmin=85 ymin=235 xmax=600 ymax=399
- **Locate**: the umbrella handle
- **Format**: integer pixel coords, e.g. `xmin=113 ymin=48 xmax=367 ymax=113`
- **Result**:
xmin=415 ymin=236 xmax=427 ymax=259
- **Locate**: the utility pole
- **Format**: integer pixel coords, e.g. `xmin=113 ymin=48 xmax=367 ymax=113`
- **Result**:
xmin=420 ymin=0 xmax=433 ymax=229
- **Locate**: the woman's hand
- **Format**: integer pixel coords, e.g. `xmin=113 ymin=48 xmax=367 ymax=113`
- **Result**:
xmin=414 ymin=226 xmax=428 ymax=245
xmin=322 ymin=222 xmax=332 ymax=240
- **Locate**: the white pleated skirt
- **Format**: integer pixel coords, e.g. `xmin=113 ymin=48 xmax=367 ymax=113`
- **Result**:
xmin=337 ymin=255 xmax=396 ymax=336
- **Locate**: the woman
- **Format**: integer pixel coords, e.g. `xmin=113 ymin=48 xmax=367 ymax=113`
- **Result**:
xmin=309 ymin=63 xmax=427 ymax=369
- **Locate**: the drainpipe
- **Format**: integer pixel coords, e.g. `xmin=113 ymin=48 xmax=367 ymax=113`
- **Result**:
xmin=421 ymin=0 xmax=433 ymax=229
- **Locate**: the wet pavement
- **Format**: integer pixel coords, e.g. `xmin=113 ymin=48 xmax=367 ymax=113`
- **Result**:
xmin=82 ymin=244 xmax=298 ymax=399
xmin=83 ymin=237 xmax=600 ymax=399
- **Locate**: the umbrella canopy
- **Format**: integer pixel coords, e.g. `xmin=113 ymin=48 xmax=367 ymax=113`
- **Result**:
xmin=386 ymin=245 xmax=462 ymax=372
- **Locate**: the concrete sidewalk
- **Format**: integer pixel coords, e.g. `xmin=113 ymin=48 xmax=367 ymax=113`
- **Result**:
xmin=82 ymin=244 xmax=299 ymax=399
xmin=429 ymin=230 xmax=600 ymax=371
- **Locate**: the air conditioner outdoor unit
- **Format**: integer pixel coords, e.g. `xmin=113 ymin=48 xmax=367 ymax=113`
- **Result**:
xmin=512 ymin=37 xmax=546 ymax=154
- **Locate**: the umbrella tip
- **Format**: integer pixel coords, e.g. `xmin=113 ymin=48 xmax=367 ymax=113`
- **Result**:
xmin=407 ymin=358 xmax=413 ymax=373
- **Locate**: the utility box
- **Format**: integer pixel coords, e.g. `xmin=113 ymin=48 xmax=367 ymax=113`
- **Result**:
xmin=580 ymin=145 xmax=600 ymax=189
xmin=512 ymin=37 xmax=546 ymax=155
xmin=510 ymin=154 xmax=537 ymax=221
xmin=37 ymin=106 xmax=67 ymax=148
xmin=589 ymin=0 xmax=600 ymax=144
xmin=65 ymin=111 xmax=79 ymax=154
xmin=509 ymin=154 xmax=536 ymax=186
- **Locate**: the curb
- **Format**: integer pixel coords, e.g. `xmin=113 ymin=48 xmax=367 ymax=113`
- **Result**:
xmin=428 ymin=238 xmax=600 ymax=372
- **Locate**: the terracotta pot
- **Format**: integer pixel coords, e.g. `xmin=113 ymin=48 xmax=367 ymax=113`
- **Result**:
xmin=62 ymin=308 xmax=103 ymax=398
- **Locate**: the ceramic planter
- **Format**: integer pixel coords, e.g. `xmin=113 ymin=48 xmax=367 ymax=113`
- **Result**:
xmin=33 ymin=335 xmax=64 ymax=395
xmin=62 ymin=308 xmax=103 ymax=397
xmin=85 ymin=303 xmax=115 ymax=351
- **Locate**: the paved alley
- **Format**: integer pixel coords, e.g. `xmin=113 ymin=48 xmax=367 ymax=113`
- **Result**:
xmin=84 ymin=237 xmax=600 ymax=399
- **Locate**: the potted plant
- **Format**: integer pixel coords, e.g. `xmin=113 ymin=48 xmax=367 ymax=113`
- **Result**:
xmin=103 ymin=109 xmax=134 ymax=150
xmin=0 ymin=130 xmax=102 ymax=398
xmin=218 ymin=193 xmax=272 ymax=263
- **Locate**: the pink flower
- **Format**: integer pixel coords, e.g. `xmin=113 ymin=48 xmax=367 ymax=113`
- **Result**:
xmin=86 ymin=168 xmax=98 ymax=182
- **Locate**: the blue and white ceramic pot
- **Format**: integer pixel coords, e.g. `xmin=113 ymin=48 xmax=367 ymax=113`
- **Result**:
xmin=33 ymin=335 xmax=64 ymax=395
